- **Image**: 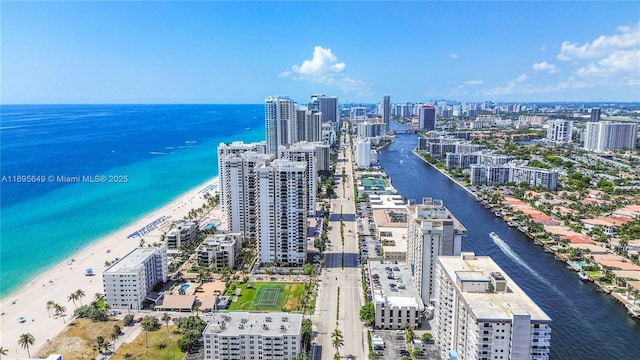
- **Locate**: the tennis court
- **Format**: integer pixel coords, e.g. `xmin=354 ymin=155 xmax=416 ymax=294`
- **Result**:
xmin=361 ymin=177 xmax=387 ymax=190
xmin=254 ymin=285 xmax=283 ymax=307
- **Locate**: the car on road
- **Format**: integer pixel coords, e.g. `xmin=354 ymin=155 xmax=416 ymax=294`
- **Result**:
xmin=135 ymin=317 xmax=143 ymax=323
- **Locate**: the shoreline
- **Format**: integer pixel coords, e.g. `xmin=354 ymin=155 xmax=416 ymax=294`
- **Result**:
xmin=0 ymin=176 xmax=221 ymax=358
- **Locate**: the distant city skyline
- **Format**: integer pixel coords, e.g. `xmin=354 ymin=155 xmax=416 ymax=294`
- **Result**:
xmin=2 ymin=2 xmax=639 ymax=104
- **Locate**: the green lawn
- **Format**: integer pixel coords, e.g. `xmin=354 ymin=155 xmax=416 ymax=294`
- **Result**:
xmin=224 ymin=282 xmax=309 ymax=312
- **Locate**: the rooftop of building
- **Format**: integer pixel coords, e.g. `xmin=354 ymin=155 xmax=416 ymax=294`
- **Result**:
xmin=437 ymin=253 xmax=551 ymax=322
xmin=104 ymin=247 xmax=161 ymax=274
xmin=407 ymin=198 xmax=467 ymax=232
xmin=369 ymin=194 xmax=406 ymax=209
xmin=203 ymin=312 xmax=303 ymax=337
xmin=373 ymin=209 xmax=408 ymax=228
xmin=369 ymin=261 xmax=424 ymax=310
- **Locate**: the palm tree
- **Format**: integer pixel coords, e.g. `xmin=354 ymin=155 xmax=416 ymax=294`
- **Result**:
xmin=74 ymin=289 xmax=86 ymax=306
xmin=54 ymin=304 xmax=67 ymax=323
xmin=68 ymin=291 xmax=79 ymax=309
xmin=330 ymin=328 xmax=344 ymax=355
xmin=46 ymin=300 xmax=55 ymax=318
xmin=110 ymin=331 xmax=119 ymax=347
xmin=17 ymin=333 xmax=35 ymax=358
xmin=0 ymin=346 xmax=9 ymax=359
xmin=161 ymin=313 xmax=172 ymax=334
xmin=141 ymin=317 xmax=156 ymax=348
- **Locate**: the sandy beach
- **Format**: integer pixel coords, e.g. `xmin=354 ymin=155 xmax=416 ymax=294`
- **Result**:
xmin=0 ymin=176 xmax=221 ymax=359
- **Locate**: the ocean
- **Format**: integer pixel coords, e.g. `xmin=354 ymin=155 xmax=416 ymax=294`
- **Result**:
xmin=0 ymin=104 xmax=266 ymax=297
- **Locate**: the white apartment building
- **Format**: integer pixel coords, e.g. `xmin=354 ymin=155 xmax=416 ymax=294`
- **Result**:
xmin=280 ymin=142 xmax=318 ymax=216
xmin=356 ymin=138 xmax=372 ymax=168
xmin=218 ymin=141 xmax=273 ymax=238
xmin=103 ymin=247 xmax=168 ymax=310
xmin=203 ymin=312 xmax=303 ymax=360
xmin=584 ymin=121 xmax=638 ymax=153
xmin=407 ymin=198 xmax=467 ymax=305
xmin=435 ymin=253 xmax=552 ymax=360
xmin=197 ymin=232 xmax=242 ymax=269
xmin=166 ymin=220 xmax=199 ymax=249
xmin=469 ymin=164 xmax=558 ymax=191
xmin=256 ymin=159 xmax=308 ymax=266
xmin=546 ymin=119 xmax=573 ymax=144
xmin=265 ymin=96 xmax=297 ymax=155
xmin=368 ymin=261 xmax=424 ymax=329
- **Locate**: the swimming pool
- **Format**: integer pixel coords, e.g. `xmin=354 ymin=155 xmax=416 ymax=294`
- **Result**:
xmin=178 ymin=283 xmax=190 ymax=292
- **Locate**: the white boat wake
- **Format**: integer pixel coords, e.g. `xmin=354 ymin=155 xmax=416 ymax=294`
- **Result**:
xmin=490 ymin=232 xmax=557 ymax=291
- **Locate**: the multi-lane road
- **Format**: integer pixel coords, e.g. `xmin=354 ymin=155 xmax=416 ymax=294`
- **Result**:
xmin=312 ymin=129 xmax=368 ymax=360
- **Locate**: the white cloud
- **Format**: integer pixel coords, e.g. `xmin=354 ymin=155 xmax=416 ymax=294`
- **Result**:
xmin=464 ymin=80 xmax=483 ymax=85
xmin=449 ymin=53 xmax=459 ymax=59
xmin=484 ymin=74 xmax=529 ymax=95
xmin=557 ymin=21 xmax=640 ymax=60
xmin=532 ymin=61 xmax=558 ymax=74
xmin=576 ymin=49 xmax=640 ymax=77
xmin=291 ymin=46 xmax=346 ymax=75
xmin=283 ymin=46 xmax=369 ymax=94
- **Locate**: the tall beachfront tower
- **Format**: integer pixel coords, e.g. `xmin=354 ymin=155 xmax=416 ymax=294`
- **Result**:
xmin=295 ymin=109 xmax=322 ymax=143
xmin=318 ymin=95 xmax=339 ymax=123
xmin=265 ymin=96 xmax=296 ymax=155
xmin=418 ymin=105 xmax=437 ymax=130
xmin=435 ymin=253 xmax=552 ymax=360
xmin=406 ymin=198 xmax=467 ymax=304
xmin=217 ymin=141 xmax=272 ymax=239
xmin=382 ymin=94 xmax=391 ymax=127
xmin=256 ymin=159 xmax=308 ymax=266
xmin=280 ymin=142 xmax=318 ymax=216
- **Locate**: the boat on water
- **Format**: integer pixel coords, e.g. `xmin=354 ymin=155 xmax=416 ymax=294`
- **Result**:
xmin=495 ymin=211 xmax=501 ymax=217
xmin=508 ymin=222 xmax=516 ymax=227
xmin=489 ymin=232 xmax=501 ymax=242
xmin=578 ymin=271 xmax=589 ymax=281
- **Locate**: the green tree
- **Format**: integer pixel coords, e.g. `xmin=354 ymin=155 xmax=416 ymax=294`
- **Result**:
xmin=302 ymin=263 xmax=314 ymax=275
xmin=331 ymin=328 xmax=344 ymax=355
xmin=67 ymin=291 xmax=80 ymax=309
xmin=141 ymin=316 xmax=161 ymax=347
xmin=96 ymin=336 xmax=105 ymax=354
xmin=54 ymin=303 xmax=67 ymax=323
xmin=0 ymin=346 xmax=9 ymax=359
xmin=46 ymin=300 xmax=55 ymax=318
xmin=17 ymin=333 xmax=35 ymax=358
xmin=421 ymin=332 xmax=433 ymax=343
xmin=404 ymin=322 xmax=415 ymax=344
xmin=74 ymin=289 xmax=86 ymax=306
xmin=161 ymin=312 xmax=172 ymax=334
xmin=359 ymin=302 xmax=375 ymax=326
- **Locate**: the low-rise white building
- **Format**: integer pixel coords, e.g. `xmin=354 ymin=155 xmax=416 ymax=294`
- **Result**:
xmin=103 ymin=247 xmax=168 ymax=310
xmin=197 ymin=232 xmax=242 ymax=269
xmin=435 ymin=252 xmax=552 ymax=360
xmin=368 ymin=261 xmax=424 ymax=329
xmin=203 ymin=312 xmax=303 ymax=360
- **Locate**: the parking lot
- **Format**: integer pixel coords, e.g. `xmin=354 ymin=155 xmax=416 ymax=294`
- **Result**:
xmin=370 ymin=329 xmax=441 ymax=359
xmin=356 ymin=202 xmax=382 ymax=260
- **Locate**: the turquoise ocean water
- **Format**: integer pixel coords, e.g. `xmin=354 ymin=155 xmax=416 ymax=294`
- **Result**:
xmin=0 ymin=104 xmax=265 ymax=297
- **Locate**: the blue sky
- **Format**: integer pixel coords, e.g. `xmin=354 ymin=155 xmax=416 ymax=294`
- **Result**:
xmin=2 ymin=1 xmax=639 ymax=104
